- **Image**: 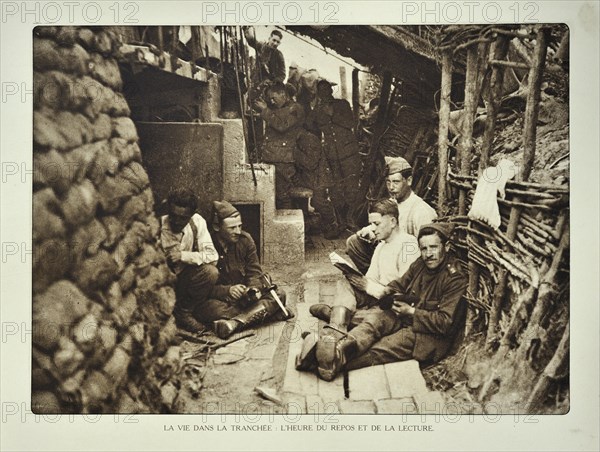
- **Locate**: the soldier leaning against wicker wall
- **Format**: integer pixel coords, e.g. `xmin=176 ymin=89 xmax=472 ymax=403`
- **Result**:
xmin=32 ymin=26 xmax=179 ymax=414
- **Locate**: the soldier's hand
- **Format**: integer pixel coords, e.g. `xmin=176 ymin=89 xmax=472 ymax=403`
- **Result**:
xmin=346 ymin=274 xmax=367 ymax=291
xmin=322 ymin=104 xmax=334 ymax=116
xmin=229 ymin=284 xmax=248 ymax=300
xmin=357 ymin=226 xmax=375 ymax=242
xmin=392 ymin=301 xmax=415 ymax=317
xmin=255 ymin=98 xmax=267 ymax=111
xmin=166 ymin=249 xmax=182 ymax=264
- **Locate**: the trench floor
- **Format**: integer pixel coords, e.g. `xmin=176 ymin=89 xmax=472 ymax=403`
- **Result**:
xmin=174 ymin=233 xmax=445 ymax=414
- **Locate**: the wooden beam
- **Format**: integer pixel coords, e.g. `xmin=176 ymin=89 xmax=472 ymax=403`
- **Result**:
xmin=352 ymin=68 xmax=360 ymax=127
xmin=358 ymin=70 xmax=393 ymax=201
xmin=490 ymin=59 xmax=530 ymax=70
xmin=522 ymin=27 xmax=549 ymax=181
xmin=437 ymin=51 xmax=453 ymax=212
xmin=368 ymin=25 xmax=439 ymax=63
xmin=524 ymin=322 xmax=569 ymax=413
xmin=457 ymin=45 xmax=479 ymax=215
xmin=480 ymin=35 xmax=510 ymax=173
xmin=486 ymin=27 xmax=550 ymax=347
xmin=339 ymin=66 xmax=348 ymax=101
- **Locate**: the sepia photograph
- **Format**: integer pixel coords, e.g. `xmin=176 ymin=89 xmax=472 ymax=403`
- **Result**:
xmin=2 ymin=1 xmax=599 ymax=451
xmin=30 ymin=21 xmax=571 ymax=415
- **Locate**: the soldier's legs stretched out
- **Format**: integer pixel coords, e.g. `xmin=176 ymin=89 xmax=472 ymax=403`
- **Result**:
xmin=313 ymin=308 xmax=403 ymax=380
xmin=192 ymin=298 xmax=243 ymax=325
xmin=346 ymin=327 xmax=416 ymax=370
xmin=298 ymin=279 xmax=355 ymax=373
xmin=174 ymin=264 xmax=219 ymax=332
xmin=213 ymin=288 xmax=290 ymax=339
xmin=308 ymin=278 xmax=374 ymax=324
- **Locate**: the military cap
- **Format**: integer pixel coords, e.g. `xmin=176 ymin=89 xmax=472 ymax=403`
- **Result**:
xmin=212 ymin=200 xmax=240 ymax=224
xmin=384 ymin=156 xmax=412 ymax=176
xmin=418 ymin=222 xmax=455 ymax=242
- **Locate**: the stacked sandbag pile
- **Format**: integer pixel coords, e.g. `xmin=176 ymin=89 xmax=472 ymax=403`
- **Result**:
xmin=32 ymin=26 xmax=179 ymax=414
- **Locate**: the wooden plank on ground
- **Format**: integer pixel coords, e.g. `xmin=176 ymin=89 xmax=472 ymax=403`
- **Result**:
xmin=384 ymin=360 xmax=428 ymax=399
xmin=318 ymin=375 xmax=345 ymax=405
xmin=348 ymin=365 xmax=391 ymax=401
xmin=246 ymin=322 xmax=285 ymax=360
xmin=281 ymin=301 xmax=318 ymax=394
xmin=282 ymin=392 xmax=307 ymax=414
xmin=302 ymin=280 xmax=320 ymax=304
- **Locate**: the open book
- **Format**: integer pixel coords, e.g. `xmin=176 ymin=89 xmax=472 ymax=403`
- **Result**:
xmin=329 ymin=252 xmax=363 ymax=277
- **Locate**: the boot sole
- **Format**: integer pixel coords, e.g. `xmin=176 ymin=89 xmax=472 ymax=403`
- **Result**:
xmin=315 ymin=334 xmax=341 ymax=381
xmin=214 ymin=321 xmax=237 ymax=339
xmin=295 ymin=333 xmax=318 ymax=371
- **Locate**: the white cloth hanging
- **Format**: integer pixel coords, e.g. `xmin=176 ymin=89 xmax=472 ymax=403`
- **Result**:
xmin=468 ymin=159 xmax=517 ymax=229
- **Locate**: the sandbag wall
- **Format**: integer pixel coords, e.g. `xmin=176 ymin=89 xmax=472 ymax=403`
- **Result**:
xmin=32 ymin=26 xmax=179 ymax=413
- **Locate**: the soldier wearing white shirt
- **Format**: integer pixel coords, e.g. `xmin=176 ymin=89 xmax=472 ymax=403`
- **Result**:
xmin=297 ymin=199 xmax=419 ymax=376
xmin=160 ymin=189 xmax=219 ymax=332
xmin=346 ymin=156 xmax=437 ymax=274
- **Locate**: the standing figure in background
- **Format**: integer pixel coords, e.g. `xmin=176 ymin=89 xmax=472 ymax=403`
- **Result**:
xmin=255 ymin=81 xmax=305 ymax=209
xmin=287 ymin=61 xmax=306 ymax=94
xmin=309 ymin=79 xmax=362 ymax=231
xmin=294 ymin=129 xmax=342 ymax=239
xmin=160 ymin=189 xmax=219 ymax=332
xmin=243 ymin=27 xmax=286 ymax=84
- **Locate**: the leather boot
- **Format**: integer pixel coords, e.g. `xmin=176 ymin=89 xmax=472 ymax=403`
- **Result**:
xmin=296 ymin=304 xmax=334 ymax=371
xmin=174 ymin=306 xmax=206 ymax=333
xmin=213 ymin=299 xmax=272 ymax=339
xmin=315 ymin=306 xmax=355 ymax=381
xmin=295 ymin=331 xmax=319 ymax=371
xmin=309 ymin=304 xmax=332 ymax=322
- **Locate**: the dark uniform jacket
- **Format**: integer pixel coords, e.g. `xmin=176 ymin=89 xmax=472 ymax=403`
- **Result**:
xmin=261 ymin=101 xmax=305 ymax=163
xmin=293 ymin=131 xmax=327 ymax=186
xmin=246 ymin=36 xmax=286 ymax=83
xmin=310 ymin=98 xmax=360 ymax=163
xmin=209 ymin=231 xmax=264 ymax=301
xmin=387 ymin=253 xmax=468 ymax=363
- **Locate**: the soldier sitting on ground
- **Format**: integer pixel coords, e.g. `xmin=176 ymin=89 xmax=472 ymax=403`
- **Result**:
xmin=307 ymin=223 xmax=468 ymax=381
xmin=160 ymin=188 xmax=219 ymax=332
xmin=295 ymin=199 xmax=419 ymax=377
xmin=205 ymin=200 xmax=293 ymax=339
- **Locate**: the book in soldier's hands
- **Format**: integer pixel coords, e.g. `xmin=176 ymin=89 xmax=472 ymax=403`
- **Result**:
xmin=329 ymin=252 xmax=363 ymax=277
